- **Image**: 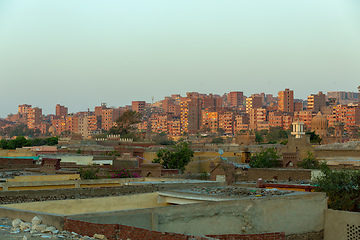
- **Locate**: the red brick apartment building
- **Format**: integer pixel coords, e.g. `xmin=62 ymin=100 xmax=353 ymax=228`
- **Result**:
xmin=278 ymin=88 xmax=294 ymax=113
xmin=132 ymin=101 xmax=146 ymax=113
xmin=27 ymin=107 xmax=42 ymax=129
xmin=56 ymin=104 xmax=68 ymax=118
xmin=227 ymin=91 xmax=243 ymax=108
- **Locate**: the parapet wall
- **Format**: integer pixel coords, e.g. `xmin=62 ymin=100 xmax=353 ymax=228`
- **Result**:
xmin=68 ymin=192 xmax=326 ymax=237
xmin=0 ymin=181 xmax=222 ymax=204
xmin=64 ymin=218 xmax=286 ymax=240
xmin=247 ymin=168 xmax=312 ymax=181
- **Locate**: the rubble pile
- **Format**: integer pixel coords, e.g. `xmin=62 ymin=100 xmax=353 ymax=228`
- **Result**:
xmin=0 ymin=217 xmax=108 ymax=240
xmin=187 ymin=186 xmax=294 ymax=197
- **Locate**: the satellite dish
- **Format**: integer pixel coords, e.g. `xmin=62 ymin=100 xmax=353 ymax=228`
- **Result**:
xmin=218 ymin=149 xmax=224 ymax=155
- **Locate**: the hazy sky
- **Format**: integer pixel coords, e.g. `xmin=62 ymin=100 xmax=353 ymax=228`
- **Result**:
xmin=1 ymin=0 xmax=360 ymax=117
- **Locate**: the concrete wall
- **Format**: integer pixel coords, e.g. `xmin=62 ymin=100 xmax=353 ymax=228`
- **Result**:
xmin=44 ymin=155 xmax=94 ymax=165
xmin=69 ymin=192 xmax=327 ymax=236
xmin=3 ymin=193 xmax=170 ymax=215
xmin=324 ymin=209 xmax=360 ymax=240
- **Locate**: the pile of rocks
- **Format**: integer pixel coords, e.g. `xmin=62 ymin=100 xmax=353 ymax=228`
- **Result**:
xmin=2 ymin=217 xmax=108 ymax=240
xmin=187 ymin=186 xmax=293 ymax=197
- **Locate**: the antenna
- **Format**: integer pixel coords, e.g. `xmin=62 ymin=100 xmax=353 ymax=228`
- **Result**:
xmin=152 ymin=96 xmax=154 ymax=104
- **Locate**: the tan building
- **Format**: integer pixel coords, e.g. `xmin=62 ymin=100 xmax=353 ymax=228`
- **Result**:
xmin=234 ymin=114 xmax=249 ymax=132
xmin=219 ymin=112 xmax=234 ymax=134
xmin=249 ymin=108 xmax=267 ymax=130
xmin=307 ymin=92 xmax=326 ymax=112
xmin=246 ymin=96 xmax=262 ymax=114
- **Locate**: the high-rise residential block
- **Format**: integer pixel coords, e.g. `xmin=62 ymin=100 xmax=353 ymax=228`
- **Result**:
xmin=56 ymin=104 xmax=68 ymax=117
xmin=27 ymin=107 xmax=42 ymax=129
xmin=132 ymin=101 xmax=146 ymax=113
xmin=18 ymin=104 xmax=32 ymax=115
xmin=227 ymin=91 xmax=244 ymax=108
xmin=278 ymin=89 xmax=294 ymax=113
xmin=307 ymin=92 xmax=326 ymax=112
xmin=246 ymin=96 xmax=262 ymax=113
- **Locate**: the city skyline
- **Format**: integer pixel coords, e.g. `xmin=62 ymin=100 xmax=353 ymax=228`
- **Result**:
xmin=2 ymin=88 xmax=360 ymax=118
xmin=1 ymin=0 xmax=360 ymax=118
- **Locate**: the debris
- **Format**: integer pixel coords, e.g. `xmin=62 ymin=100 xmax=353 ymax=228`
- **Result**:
xmin=32 ymin=216 xmax=42 ymax=225
xmin=20 ymin=222 xmax=31 ymax=231
xmin=42 ymin=226 xmax=57 ymax=233
xmin=12 ymin=218 xmax=23 ymax=228
xmin=36 ymin=224 xmax=48 ymax=232
xmin=94 ymin=233 xmax=108 ymax=239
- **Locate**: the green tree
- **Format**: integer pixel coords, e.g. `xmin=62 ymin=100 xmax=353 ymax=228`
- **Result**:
xmin=211 ymin=137 xmax=224 ymax=144
xmin=298 ymin=151 xmax=319 ymax=169
xmin=249 ymin=148 xmax=280 ymax=168
xmin=306 ymin=131 xmax=322 ymax=144
xmin=153 ymin=132 xmax=174 ymax=145
xmin=0 ymin=139 xmax=8 ymax=149
xmin=153 ymin=142 xmax=194 ymax=173
xmin=266 ymin=127 xmax=289 ymax=143
xmin=217 ymin=128 xmax=225 ymax=136
xmin=255 ymin=132 xmax=264 ymax=144
xmin=316 ymin=165 xmax=360 ymax=212
xmin=109 ymin=110 xmax=142 ymax=135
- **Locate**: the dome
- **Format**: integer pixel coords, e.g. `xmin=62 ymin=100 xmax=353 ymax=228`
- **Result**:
xmin=48 ymin=126 xmax=56 ymax=133
xmin=311 ymin=112 xmax=328 ymax=129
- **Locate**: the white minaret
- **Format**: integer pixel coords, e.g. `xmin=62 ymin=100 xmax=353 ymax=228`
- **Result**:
xmin=291 ymin=120 xmax=305 ymax=138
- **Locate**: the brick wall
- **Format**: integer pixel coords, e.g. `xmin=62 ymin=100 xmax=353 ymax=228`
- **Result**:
xmin=247 ymin=168 xmax=312 ymax=181
xmin=64 ymin=218 xmax=286 ymax=240
xmin=207 ymin=232 xmax=286 ymax=240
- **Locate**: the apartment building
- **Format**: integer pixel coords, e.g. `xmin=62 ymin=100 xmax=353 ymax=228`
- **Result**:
xmin=294 ymin=110 xmax=313 ymax=127
xmin=180 ymin=96 xmax=202 ymax=134
xmin=227 ymin=91 xmax=244 ymax=108
xmin=27 ymin=107 xmax=42 ymax=129
xmin=219 ymin=112 xmax=234 ymax=134
xmin=278 ymin=89 xmax=294 ymax=113
xmin=201 ymin=110 xmax=219 ymax=133
xmin=132 ymin=101 xmax=146 ymax=113
xmin=56 ymin=104 xmax=68 ymax=118
xmin=307 ymin=92 xmax=326 ymax=112
xmin=246 ymin=96 xmax=262 ymax=114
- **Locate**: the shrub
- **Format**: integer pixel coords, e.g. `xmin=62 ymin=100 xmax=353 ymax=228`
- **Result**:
xmin=79 ymin=165 xmax=100 ymax=179
xmin=316 ymin=164 xmax=360 ymax=212
xmin=111 ymin=168 xmax=140 ymax=178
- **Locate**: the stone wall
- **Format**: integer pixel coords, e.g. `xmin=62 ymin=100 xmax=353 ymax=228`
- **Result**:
xmin=247 ymin=168 xmax=312 ymax=181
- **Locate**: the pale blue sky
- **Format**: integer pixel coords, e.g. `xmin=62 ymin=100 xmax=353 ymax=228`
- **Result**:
xmin=1 ymin=0 xmax=360 ymax=117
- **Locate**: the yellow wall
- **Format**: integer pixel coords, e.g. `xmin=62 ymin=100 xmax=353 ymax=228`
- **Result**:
xmin=7 ymin=174 xmax=81 ymax=183
xmin=3 ymin=193 xmax=170 ymax=215
xmin=0 ymin=149 xmax=36 ymax=157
